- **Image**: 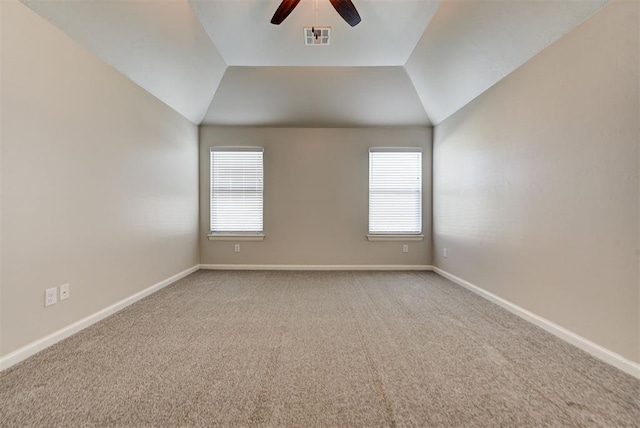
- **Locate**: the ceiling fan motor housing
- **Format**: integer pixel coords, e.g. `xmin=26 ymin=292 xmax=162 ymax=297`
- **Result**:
xmin=271 ymin=0 xmax=361 ymax=27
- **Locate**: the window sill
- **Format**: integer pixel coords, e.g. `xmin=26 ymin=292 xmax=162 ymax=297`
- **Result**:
xmin=367 ymin=234 xmax=424 ymax=242
xmin=208 ymin=233 xmax=265 ymax=241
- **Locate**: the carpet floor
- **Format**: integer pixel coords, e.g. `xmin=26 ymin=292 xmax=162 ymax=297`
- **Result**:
xmin=1 ymin=271 xmax=638 ymax=427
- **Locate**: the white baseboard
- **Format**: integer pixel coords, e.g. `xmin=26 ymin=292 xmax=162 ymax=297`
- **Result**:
xmin=199 ymin=264 xmax=434 ymax=271
xmin=0 ymin=265 xmax=199 ymax=372
xmin=4 ymin=264 xmax=638 ymax=380
xmin=431 ymin=266 xmax=640 ymax=379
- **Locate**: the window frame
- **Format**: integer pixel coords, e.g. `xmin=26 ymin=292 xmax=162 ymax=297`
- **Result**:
xmin=208 ymin=146 xmax=265 ymax=241
xmin=367 ymin=147 xmax=424 ymax=242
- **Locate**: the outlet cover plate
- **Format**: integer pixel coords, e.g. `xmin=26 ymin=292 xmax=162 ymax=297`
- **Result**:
xmin=45 ymin=287 xmax=57 ymax=307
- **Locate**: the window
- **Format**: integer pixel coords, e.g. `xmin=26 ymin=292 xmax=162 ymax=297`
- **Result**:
xmin=210 ymin=147 xmax=264 ymax=239
xmin=368 ymin=148 xmax=422 ymax=239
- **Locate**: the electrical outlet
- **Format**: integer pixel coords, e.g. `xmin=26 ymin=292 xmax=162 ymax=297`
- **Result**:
xmin=402 ymin=244 xmax=409 ymax=253
xmin=234 ymin=244 xmax=240 ymax=253
xmin=60 ymin=284 xmax=70 ymax=300
xmin=443 ymin=248 xmax=448 ymax=258
xmin=45 ymin=287 xmax=57 ymax=307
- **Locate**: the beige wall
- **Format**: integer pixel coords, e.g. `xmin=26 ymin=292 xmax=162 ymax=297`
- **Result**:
xmin=0 ymin=0 xmax=199 ymax=356
xmin=432 ymin=0 xmax=639 ymax=362
xmin=200 ymin=127 xmax=432 ymax=266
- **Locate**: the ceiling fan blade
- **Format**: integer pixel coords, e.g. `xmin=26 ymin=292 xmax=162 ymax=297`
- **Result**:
xmin=270 ymin=0 xmax=303 ymax=25
xmin=328 ymin=0 xmax=361 ymax=27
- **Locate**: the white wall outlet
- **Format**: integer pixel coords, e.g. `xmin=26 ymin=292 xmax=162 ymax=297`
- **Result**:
xmin=402 ymin=244 xmax=409 ymax=253
xmin=443 ymin=248 xmax=448 ymax=258
xmin=45 ymin=287 xmax=57 ymax=307
xmin=234 ymin=244 xmax=240 ymax=253
xmin=60 ymin=284 xmax=70 ymax=300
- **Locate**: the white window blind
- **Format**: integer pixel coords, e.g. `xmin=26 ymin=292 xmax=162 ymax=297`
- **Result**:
xmin=369 ymin=148 xmax=422 ymax=234
xmin=210 ymin=147 xmax=263 ymax=233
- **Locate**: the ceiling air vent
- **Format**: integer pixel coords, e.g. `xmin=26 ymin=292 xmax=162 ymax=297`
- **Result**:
xmin=304 ymin=27 xmax=330 ymax=46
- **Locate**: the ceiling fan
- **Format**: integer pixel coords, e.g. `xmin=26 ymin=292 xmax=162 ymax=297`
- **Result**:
xmin=270 ymin=0 xmax=361 ymax=27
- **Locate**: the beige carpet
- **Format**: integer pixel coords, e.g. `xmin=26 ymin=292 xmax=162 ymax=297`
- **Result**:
xmin=1 ymin=271 xmax=638 ymax=427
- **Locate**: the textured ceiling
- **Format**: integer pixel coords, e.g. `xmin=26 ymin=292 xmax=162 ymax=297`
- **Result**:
xmin=19 ymin=0 xmax=611 ymax=127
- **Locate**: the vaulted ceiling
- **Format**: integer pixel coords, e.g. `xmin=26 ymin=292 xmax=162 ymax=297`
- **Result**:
xmin=21 ymin=0 xmax=610 ymax=127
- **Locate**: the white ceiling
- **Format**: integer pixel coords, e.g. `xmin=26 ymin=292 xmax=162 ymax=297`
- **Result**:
xmin=20 ymin=0 xmax=611 ymax=127
xmin=405 ymin=0 xmax=610 ymax=124
xmin=189 ymin=0 xmax=441 ymax=67
xmin=21 ymin=0 xmax=227 ymax=124
xmin=202 ymin=66 xmax=428 ymax=127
